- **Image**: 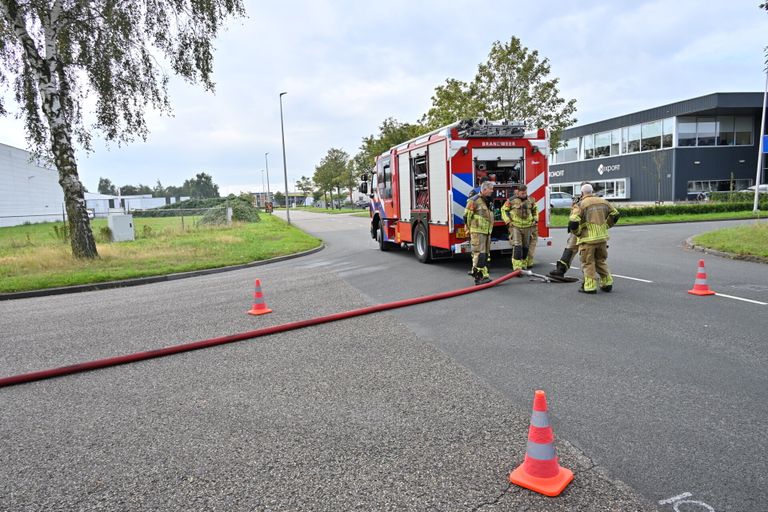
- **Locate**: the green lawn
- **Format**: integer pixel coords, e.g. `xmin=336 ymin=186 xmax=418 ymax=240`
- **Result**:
xmin=0 ymin=215 xmax=320 ymax=293
xmin=692 ymin=222 xmax=768 ymax=259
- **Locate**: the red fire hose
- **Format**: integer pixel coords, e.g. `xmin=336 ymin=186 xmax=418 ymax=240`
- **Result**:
xmin=0 ymin=270 xmax=521 ymax=388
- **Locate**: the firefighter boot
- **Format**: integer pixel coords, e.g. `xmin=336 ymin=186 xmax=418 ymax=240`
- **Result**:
xmin=579 ymin=275 xmax=598 ymax=294
xmin=475 ymin=267 xmax=491 ymax=285
xmin=549 ymin=249 xmax=574 ymax=277
xmin=600 ymin=274 xmax=614 ymax=292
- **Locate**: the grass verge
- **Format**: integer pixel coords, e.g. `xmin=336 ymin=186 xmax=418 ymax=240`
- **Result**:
xmin=692 ymin=222 xmax=768 ymax=259
xmin=0 ymin=215 xmax=320 ymax=293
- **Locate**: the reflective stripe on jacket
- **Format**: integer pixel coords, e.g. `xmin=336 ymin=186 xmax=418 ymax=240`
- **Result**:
xmin=465 ymin=194 xmax=493 ymax=234
xmin=569 ymin=195 xmax=619 ymax=244
xmin=501 ymin=197 xmax=537 ymax=228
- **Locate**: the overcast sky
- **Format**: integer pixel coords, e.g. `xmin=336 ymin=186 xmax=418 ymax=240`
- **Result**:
xmin=0 ymin=0 xmax=766 ymax=195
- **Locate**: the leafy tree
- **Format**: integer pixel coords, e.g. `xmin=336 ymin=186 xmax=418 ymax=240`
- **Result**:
xmin=422 ymin=36 xmax=577 ymax=149
xmin=313 ymin=148 xmax=349 ymax=208
xmin=356 ymin=118 xmax=427 ymax=171
xmin=421 ymin=78 xmax=483 ymax=129
xmin=119 ymin=183 xmax=152 ymax=196
xmin=97 ymin=177 xmax=117 ymax=195
xmin=273 ymin=190 xmax=284 ymax=207
xmin=182 ymin=172 xmax=220 ymax=198
xmin=153 ymin=180 xmax=165 ymax=197
xmin=339 ymin=161 xmax=359 ymax=203
xmin=0 ymin=0 xmax=245 ymax=258
xmin=165 ymin=185 xmax=184 ymax=197
xmin=296 ymin=176 xmax=314 ymax=201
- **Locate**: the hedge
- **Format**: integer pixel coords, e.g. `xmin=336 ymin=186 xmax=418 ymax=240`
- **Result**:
xmin=550 ymin=200 xmax=767 ymax=217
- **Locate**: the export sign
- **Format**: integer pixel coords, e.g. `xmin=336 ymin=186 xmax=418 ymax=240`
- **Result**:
xmin=597 ymin=163 xmax=620 ymax=176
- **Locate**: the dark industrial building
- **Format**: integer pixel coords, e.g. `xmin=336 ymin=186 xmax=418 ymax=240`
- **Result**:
xmin=549 ymin=92 xmax=766 ymax=202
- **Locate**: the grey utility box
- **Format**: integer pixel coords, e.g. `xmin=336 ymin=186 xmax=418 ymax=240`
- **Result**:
xmin=108 ymin=214 xmax=135 ymax=242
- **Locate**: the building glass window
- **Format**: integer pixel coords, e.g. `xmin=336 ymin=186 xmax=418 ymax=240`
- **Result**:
xmin=627 ymin=125 xmax=641 ymax=153
xmin=621 ymin=127 xmax=628 ymax=153
xmin=641 ymin=120 xmax=662 ymax=151
xmin=717 ymin=116 xmax=735 ymax=145
xmin=611 ymin=129 xmax=621 ymax=155
xmin=595 ymin=131 xmax=611 ymax=157
xmin=583 ymin=134 xmax=595 ymax=160
xmin=734 ymin=116 xmax=753 ymax=145
xmin=560 ymin=178 xmax=629 ymax=199
xmin=696 ymin=117 xmax=717 ymax=146
xmin=662 ymin=117 xmax=674 ymax=148
xmin=678 ymin=117 xmax=697 ymax=146
xmin=557 ymin=137 xmax=579 ymax=163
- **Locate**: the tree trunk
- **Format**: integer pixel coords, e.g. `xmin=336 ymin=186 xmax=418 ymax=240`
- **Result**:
xmin=53 ymin=129 xmax=98 ymax=259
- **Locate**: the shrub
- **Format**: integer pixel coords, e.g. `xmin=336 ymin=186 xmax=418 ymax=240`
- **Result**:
xmin=551 ymin=201 xmax=766 ymax=218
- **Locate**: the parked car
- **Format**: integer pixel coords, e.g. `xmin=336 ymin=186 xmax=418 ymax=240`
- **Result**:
xmin=354 ymin=199 xmax=370 ymax=209
xmin=549 ymin=191 xmax=574 ymax=209
xmin=745 ymin=184 xmax=768 ymax=192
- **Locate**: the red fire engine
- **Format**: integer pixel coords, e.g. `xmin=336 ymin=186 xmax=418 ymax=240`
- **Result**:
xmin=360 ymin=119 xmax=552 ymax=262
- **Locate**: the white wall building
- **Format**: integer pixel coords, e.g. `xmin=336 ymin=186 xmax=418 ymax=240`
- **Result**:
xmin=0 ymin=142 xmax=65 ymax=228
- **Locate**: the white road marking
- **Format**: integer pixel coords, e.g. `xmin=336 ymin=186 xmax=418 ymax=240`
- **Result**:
xmin=714 ymin=293 xmax=767 ymax=306
xmin=612 ymin=274 xmax=653 ymax=283
xmin=658 ymin=492 xmax=715 ymax=512
xmin=547 ymin=263 xmax=653 ymax=283
xmin=659 ymin=493 xmax=692 ymax=505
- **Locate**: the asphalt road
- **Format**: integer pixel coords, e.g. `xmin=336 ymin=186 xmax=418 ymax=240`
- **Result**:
xmin=275 ymin=210 xmax=768 ymax=512
xmin=1 ymin=209 xmax=764 ymax=511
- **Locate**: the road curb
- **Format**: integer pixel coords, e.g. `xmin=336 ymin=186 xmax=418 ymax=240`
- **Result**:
xmin=0 ymin=244 xmax=325 ymax=301
xmin=683 ymin=236 xmax=768 ymax=265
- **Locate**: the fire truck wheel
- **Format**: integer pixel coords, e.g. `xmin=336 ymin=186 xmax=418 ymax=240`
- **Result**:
xmin=414 ymin=224 xmax=431 ymax=263
xmin=378 ymin=224 xmax=391 ymax=252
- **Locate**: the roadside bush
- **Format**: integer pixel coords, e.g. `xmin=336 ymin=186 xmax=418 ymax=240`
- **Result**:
xmin=550 ymin=201 xmax=767 ymax=217
xmin=199 ymin=200 xmax=261 ymax=225
xmin=709 ymin=191 xmax=767 ymax=203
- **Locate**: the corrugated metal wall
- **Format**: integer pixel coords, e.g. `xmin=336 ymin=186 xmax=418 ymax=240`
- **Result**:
xmin=0 ymin=143 xmax=64 ymax=227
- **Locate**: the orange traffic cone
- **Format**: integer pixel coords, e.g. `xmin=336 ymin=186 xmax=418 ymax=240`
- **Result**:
xmin=687 ymin=259 xmax=715 ymax=296
xmin=509 ymin=390 xmax=573 ymax=497
xmin=247 ymin=279 xmax=273 ymax=315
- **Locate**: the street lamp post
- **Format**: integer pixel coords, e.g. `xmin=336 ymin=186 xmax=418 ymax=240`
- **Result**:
xmin=261 ymin=169 xmax=265 ymax=206
xmin=265 ymin=152 xmax=271 ymax=199
xmin=279 ymin=92 xmax=290 ymax=224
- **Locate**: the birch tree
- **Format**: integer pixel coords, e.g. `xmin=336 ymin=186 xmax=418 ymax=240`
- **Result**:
xmin=0 ymin=0 xmax=245 ymax=258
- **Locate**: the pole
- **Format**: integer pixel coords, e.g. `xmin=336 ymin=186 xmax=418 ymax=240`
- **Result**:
xmin=279 ymin=92 xmax=290 ymax=224
xmin=261 ymin=169 xmax=265 ymax=206
xmin=265 ymin=152 xmax=271 ymax=199
xmin=754 ymin=69 xmax=767 ymax=213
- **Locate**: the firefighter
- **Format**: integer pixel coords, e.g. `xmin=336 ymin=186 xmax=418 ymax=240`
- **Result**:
xmin=549 ymin=189 xmax=584 ymax=278
xmin=465 ymin=181 xmax=495 ymax=285
xmin=501 ymin=184 xmax=538 ymax=271
xmin=568 ymin=183 xmax=620 ymax=294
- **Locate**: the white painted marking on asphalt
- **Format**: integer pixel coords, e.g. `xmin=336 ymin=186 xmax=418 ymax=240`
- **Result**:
xmin=714 ymin=293 xmax=767 ymax=306
xmin=659 ymin=493 xmax=692 ymax=505
xmin=612 ymin=274 xmax=653 ymax=283
xmin=547 ymin=263 xmax=653 ymax=283
xmin=658 ymin=492 xmax=715 ymax=512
